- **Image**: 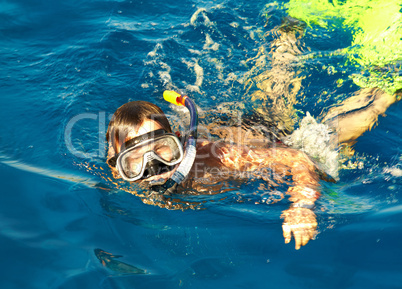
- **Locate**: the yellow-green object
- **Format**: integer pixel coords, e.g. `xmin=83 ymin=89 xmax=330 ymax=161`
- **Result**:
xmin=163 ymin=90 xmax=186 ymax=106
xmin=285 ymin=0 xmax=402 ymax=94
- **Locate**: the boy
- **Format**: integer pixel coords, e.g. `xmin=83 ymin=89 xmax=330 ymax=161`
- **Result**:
xmin=106 ymin=97 xmax=325 ymax=250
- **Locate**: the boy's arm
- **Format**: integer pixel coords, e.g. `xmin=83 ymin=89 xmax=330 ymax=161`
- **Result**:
xmin=266 ymin=147 xmax=320 ymax=250
xmin=217 ymin=144 xmax=320 ymax=249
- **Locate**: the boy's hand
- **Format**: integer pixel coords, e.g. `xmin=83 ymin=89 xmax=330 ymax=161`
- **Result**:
xmin=281 ymin=207 xmax=317 ymax=250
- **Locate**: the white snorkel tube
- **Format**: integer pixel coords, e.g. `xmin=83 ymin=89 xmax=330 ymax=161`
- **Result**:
xmin=150 ymin=90 xmax=198 ymax=194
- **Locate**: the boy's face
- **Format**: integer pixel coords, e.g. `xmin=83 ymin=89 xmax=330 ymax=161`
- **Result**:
xmin=112 ymin=119 xmax=178 ymax=183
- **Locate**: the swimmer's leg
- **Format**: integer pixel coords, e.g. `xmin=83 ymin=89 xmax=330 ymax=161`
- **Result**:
xmin=244 ymin=17 xmax=306 ymax=134
xmin=322 ymin=88 xmax=399 ymax=144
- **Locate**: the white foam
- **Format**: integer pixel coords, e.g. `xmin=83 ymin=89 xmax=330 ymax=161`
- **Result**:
xmin=230 ymin=22 xmax=239 ymax=28
xmin=158 ymin=69 xmax=172 ymax=86
xmin=193 ymin=61 xmax=204 ymax=87
xmin=203 ymin=34 xmax=220 ymax=51
xmin=185 ymin=85 xmax=200 ymax=93
xmin=189 ymin=49 xmax=202 ymax=55
xmin=182 ymin=59 xmax=204 ymax=92
xmin=283 ymin=112 xmax=339 ymax=179
xmin=384 ymin=167 xmax=402 ymax=177
xmin=224 ymin=72 xmax=238 ymax=85
xmin=147 ymin=43 xmax=163 ymax=58
xmin=107 ymin=20 xmax=138 ymax=31
xmin=144 ymin=43 xmax=175 ymax=87
xmin=190 ymin=8 xmax=213 ymax=27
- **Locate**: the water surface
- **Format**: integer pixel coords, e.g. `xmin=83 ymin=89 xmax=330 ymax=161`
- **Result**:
xmin=1 ymin=0 xmax=401 ymax=288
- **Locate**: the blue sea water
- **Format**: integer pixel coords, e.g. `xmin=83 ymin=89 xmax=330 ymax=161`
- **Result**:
xmin=1 ymin=0 xmax=402 ymax=288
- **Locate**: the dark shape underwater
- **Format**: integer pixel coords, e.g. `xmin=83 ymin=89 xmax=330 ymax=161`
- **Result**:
xmin=94 ymin=248 xmax=147 ymax=275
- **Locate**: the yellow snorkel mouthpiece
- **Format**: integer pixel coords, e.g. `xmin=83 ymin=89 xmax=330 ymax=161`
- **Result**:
xmin=163 ymin=90 xmax=186 ymax=106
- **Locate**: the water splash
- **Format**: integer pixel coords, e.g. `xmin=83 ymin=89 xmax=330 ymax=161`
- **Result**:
xmin=283 ymin=112 xmax=339 ymax=179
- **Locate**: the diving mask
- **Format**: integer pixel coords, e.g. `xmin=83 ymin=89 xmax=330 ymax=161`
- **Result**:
xmin=108 ymin=129 xmax=184 ymax=182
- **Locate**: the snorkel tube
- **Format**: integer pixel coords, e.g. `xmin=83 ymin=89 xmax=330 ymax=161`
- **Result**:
xmin=151 ymin=90 xmax=198 ymax=194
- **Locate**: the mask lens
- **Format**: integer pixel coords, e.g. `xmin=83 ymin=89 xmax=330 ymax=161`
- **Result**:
xmin=117 ymin=134 xmax=183 ymax=181
xmin=120 ymin=153 xmax=144 ymax=178
xmin=153 ymin=137 xmax=181 ymax=162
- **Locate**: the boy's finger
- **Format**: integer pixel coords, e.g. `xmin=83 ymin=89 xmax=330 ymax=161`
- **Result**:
xmin=282 ymin=224 xmax=292 ymax=244
xmin=301 ymin=233 xmax=309 ymax=247
xmin=294 ymin=232 xmax=302 ymax=250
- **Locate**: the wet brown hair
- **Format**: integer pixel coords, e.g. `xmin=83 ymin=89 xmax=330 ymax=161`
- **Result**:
xmin=106 ymin=101 xmax=172 ymax=155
